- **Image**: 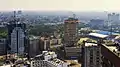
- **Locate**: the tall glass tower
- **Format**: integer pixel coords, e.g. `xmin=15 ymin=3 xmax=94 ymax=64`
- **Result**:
xmin=7 ymin=11 xmax=26 ymax=55
xmin=8 ymin=23 xmax=26 ymax=55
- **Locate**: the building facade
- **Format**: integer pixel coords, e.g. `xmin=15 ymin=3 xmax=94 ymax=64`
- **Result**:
xmin=82 ymin=43 xmax=102 ymax=67
xmin=28 ymin=36 xmax=40 ymax=58
xmin=39 ymin=37 xmax=50 ymax=52
xmin=7 ymin=22 xmax=26 ymax=55
xmin=64 ymin=18 xmax=79 ymax=47
xmin=64 ymin=47 xmax=81 ymax=59
xmin=0 ymin=38 xmax=6 ymax=55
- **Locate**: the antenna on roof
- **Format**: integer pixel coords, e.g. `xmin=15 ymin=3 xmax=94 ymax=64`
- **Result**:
xmin=13 ymin=11 xmax=17 ymax=23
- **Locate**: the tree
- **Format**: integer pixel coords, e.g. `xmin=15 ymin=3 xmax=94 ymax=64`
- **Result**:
xmin=78 ymin=23 xmax=88 ymax=29
xmin=0 ymin=27 xmax=7 ymax=38
xmin=28 ymin=24 xmax=56 ymax=36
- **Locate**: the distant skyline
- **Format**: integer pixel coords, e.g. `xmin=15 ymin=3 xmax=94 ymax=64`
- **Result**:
xmin=0 ymin=0 xmax=120 ymax=11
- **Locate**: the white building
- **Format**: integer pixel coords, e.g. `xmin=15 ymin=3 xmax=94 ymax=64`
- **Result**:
xmin=83 ymin=43 xmax=102 ymax=67
xmin=31 ymin=51 xmax=68 ymax=67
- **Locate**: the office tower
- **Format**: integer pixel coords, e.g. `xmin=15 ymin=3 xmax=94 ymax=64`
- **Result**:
xmin=64 ymin=17 xmax=79 ymax=47
xmin=82 ymin=43 xmax=101 ymax=67
xmin=7 ymin=22 xmax=26 ymax=55
xmin=108 ymin=13 xmax=119 ymax=24
xmin=7 ymin=11 xmax=26 ymax=55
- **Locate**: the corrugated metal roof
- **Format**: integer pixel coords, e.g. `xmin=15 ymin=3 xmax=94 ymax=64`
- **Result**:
xmin=85 ymin=43 xmax=98 ymax=46
xmin=89 ymin=33 xmax=108 ymax=38
xmin=96 ymin=30 xmax=119 ymax=35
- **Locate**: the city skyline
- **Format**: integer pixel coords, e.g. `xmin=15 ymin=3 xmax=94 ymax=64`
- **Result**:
xmin=0 ymin=0 xmax=120 ymax=11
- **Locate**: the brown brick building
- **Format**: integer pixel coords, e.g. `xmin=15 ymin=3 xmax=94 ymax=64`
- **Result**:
xmin=64 ymin=18 xmax=79 ymax=47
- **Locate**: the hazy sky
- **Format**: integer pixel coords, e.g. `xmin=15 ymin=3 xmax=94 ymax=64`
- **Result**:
xmin=0 ymin=0 xmax=120 ymax=11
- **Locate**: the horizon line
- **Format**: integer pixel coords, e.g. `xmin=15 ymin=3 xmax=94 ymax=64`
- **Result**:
xmin=0 ymin=10 xmax=119 ymax=13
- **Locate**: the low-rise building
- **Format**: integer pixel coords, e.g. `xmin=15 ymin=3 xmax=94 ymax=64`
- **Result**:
xmin=31 ymin=51 xmax=68 ymax=67
xmin=50 ymin=39 xmax=61 ymax=45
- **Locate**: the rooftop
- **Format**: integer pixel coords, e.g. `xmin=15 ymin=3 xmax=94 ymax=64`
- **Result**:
xmin=42 ymin=51 xmax=56 ymax=56
xmin=107 ymin=46 xmax=117 ymax=51
xmin=33 ymin=51 xmax=68 ymax=67
xmin=85 ymin=43 xmax=98 ymax=47
xmin=47 ymin=59 xmax=66 ymax=66
xmin=65 ymin=60 xmax=81 ymax=67
xmin=64 ymin=18 xmax=79 ymax=23
xmin=89 ymin=33 xmax=108 ymax=38
xmin=29 ymin=35 xmax=39 ymax=40
xmin=95 ymin=30 xmax=119 ymax=35
xmin=103 ymin=44 xmax=120 ymax=57
xmin=66 ymin=18 xmax=78 ymax=21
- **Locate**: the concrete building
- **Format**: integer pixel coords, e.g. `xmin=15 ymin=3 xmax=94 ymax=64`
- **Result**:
xmin=39 ymin=37 xmax=50 ymax=52
xmin=82 ymin=43 xmax=102 ymax=67
xmin=0 ymin=38 xmax=6 ymax=55
xmin=28 ymin=36 xmax=40 ymax=58
xmin=101 ymin=43 xmax=120 ymax=67
xmin=31 ymin=51 xmax=68 ymax=67
xmin=64 ymin=47 xmax=81 ymax=59
xmin=50 ymin=39 xmax=62 ymax=45
xmin=64 ymin=17 xmax=79 ymax=47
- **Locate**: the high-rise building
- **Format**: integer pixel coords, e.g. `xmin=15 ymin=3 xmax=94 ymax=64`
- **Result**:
xmin=64 ymin=17 xmax=79 ymax=47
xmin=16 ymin=10 xmax=23 ymax=21
xmin=7 ymin=22 xmax=26 ymax=55
xmin=82 ymin=42 xmax=102 ymax=67
xmin=28 ymin=36 xmax=40 ymax=58
xmin=108 ymin=13 xmax=119 ymax=24
xmin=39 ymin=37 xmax=50 ymax=52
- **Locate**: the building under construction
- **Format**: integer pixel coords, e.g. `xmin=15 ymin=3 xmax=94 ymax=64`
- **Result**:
xmin=64 ymin=17 xmax=79 ymax=47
